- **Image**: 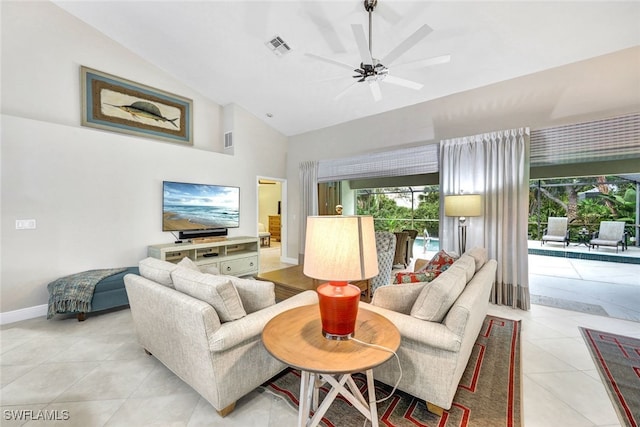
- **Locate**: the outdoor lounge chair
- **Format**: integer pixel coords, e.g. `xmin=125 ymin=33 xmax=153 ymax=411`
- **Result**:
xmin=541 ymin=217 xmax=570 ymax=247
xmin=589 ymin=221 xmax=627 ymax=253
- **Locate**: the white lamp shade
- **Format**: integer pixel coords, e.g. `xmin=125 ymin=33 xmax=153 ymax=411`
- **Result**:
xmin=303 ymin=215 xmax=379 ymax=282
xmin=444 ymin=194 xmax=482 ymax=217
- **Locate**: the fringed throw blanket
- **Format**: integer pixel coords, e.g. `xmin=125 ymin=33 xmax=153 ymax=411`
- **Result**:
xmin=47 ymin=268 xmax=126 ymax=319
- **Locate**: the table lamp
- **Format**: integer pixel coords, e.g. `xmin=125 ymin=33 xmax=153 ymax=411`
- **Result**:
xmin=303 ymin=215 xmax=379 ymax=340
xmin=444 ymin=194 xmax=482 ymax=254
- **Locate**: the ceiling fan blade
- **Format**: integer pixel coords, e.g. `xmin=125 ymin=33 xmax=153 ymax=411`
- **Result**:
xmin=369 ymin=81 xmax=382 ymax=102
xmin=375 ymin=2 xmax=402 ymax=25
xmin=304 ymin=3 xmax=348 ymax=54
xmin=381 ymin=24 xmax=433 ymax=66
xmin=384 ymin=75 xmax=423 ymax=90
xmin=351 ymin=24 xmax=374 ymax=66
xmin=305 ymin=53 xmax=356 ymax=72
xmin=394 ymin=54 xmax=451 ymax=70
xmin=334 ymin=81 xmax=359 ymax=100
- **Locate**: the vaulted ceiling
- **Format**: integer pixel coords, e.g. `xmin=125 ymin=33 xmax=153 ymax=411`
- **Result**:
xmin=53 ymin=1 xmax=640 ymax=136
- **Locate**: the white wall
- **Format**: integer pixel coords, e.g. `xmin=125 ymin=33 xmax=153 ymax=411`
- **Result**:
xmin=286 ymin=47 xmax=640 ymax=259
xmin=0 ymin=2 xmax=288 ymax=317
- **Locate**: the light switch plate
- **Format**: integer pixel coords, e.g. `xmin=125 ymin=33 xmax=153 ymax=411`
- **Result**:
xmin=15 ymin=219 xmax=37 ymax=230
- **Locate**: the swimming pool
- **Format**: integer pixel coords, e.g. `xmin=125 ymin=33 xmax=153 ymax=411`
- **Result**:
xmin=413 ymin=236 xmax=440 ymax=254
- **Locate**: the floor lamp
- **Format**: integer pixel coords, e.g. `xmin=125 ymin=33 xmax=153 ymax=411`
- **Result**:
xmin=444 ymin=194 xmax=482 ymax=254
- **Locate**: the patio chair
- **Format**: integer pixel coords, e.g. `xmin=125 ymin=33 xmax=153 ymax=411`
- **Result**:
xmin=589 ymin=221 xmax=627 ymax=253
xmin=541 ymin=217 xmax=570 ymax=247
xmin=393 ymin=231 xmax=411 ymax=268
xmin=403 ymin=229 xmax=419 ymax=262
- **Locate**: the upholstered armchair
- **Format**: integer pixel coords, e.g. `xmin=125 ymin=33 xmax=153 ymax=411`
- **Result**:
xmin=371 ymin=231 xmax=397 ymax=294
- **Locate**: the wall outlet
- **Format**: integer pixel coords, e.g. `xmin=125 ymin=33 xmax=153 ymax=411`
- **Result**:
xmin=15 ymin=219 xmax=36 ymax=230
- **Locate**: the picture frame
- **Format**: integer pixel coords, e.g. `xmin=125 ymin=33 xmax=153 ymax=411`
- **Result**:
xmin=81 ymin=66 xmax=193 ymax=145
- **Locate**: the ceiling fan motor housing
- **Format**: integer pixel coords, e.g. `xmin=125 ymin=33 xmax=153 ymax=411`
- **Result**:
xmin=355 ymin=60 xmax=388 ymax=82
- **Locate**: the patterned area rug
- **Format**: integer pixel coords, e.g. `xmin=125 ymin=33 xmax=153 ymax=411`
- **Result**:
xmin=580 ymin=328 xmax=640 ymax=427
xmin=261 ymin=315 xmax=521 ymax=427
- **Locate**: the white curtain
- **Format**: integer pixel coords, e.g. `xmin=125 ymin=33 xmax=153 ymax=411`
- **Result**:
xmin=299 ymin=161 xmax=319 ymax=262
xmin=440 ymin=128 xmax=530 ymax=309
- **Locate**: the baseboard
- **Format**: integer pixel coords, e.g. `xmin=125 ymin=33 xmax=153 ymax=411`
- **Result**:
xmin=281 ymin=256 xmax=298 ymax=265
xmin=0 ymin=304 xmax=47 ymax=325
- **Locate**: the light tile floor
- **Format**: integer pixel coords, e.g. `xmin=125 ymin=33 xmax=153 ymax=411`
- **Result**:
xmin=0 ymin=247 xmax=638 ymax=426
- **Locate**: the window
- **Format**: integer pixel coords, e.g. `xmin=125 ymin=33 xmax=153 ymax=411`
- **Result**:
xmin=356 ymin=185 xmax=440 ymax=237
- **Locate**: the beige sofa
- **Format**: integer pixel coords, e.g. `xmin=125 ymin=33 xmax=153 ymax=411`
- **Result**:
xmin=124 ymin=257 xmax=318 ymax=417
xmin=361 ymin=248 xmax=497 ymax=413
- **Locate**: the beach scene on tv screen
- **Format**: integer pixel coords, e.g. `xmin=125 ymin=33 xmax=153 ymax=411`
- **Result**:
xmin=163 ymin=182 xmax=239 ymax=231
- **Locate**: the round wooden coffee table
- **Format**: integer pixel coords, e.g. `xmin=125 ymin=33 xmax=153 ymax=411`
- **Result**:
xmin=262 ymin=304 xmax=400 ymax=427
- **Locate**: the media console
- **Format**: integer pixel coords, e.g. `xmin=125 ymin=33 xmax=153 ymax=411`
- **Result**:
xmin=148 ymin=236 xmax=259 ymax=277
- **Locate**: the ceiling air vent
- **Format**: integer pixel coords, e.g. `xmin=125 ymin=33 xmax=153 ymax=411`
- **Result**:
xmin=265 ymin=35 xmax=291 ymax=56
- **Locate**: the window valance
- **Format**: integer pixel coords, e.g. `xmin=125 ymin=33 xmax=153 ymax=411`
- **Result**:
xmin=317 ymin=144 xmax=439 ymax=182
xmin=530 ymin=113 xmax=640 ymax=166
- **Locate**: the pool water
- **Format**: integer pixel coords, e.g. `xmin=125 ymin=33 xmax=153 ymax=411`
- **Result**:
xmin=413 ymin=237 xmax=440 ymax=254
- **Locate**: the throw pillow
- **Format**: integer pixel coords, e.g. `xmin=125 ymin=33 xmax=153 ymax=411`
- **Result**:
xmin=393 ymin=271 xmax=437 ymax=284
xmin=177 ymin=257 xmax=220 ymax=275
xmin=139 ymin=257 xmax=178 ymax=288
xmin=466 ymin=247 xmax=488 ymax=272
xmin=417 ymin=249 xmax=457 ymax=277
xmin=413 ymin=258 xmax=430 ymax=273
xmin=410 ymin=265 xmax=467 ymax=322
xmin=171 ymin=267 xmax=246 ymax=322
xmin=229 ymin=277 xmax=276 ymax=313
xmin=177 ymin=257 xmax=200 ymax=272
xmin=200 ymin=265 xmax=220 ymax=275
xmin=455 ymin=254 xmax=477 ymax=283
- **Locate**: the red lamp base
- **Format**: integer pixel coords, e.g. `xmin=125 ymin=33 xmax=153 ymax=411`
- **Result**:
xmin=317 ymin=281 xmax=360 ymax=340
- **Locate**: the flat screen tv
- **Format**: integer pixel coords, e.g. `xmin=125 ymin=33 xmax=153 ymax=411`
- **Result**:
xmin=162 ymin=181 xmax=240 ymax=232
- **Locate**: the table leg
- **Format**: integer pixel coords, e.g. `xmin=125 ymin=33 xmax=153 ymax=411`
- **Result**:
xmin=366 ymin=369 xmax=379 ymax=427
xmin=346 ymin=375 xmax=367 ymax=407
xmin=302 ymin=372 xmax=380 ymax=427
xmin=298 ymin=370 xmax=311 ymax=427
xmin=312 ymin=374 xmax=322 ymax=411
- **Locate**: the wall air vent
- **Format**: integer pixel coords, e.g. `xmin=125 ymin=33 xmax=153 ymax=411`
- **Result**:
xmin=265 ymin=35 xmax=291 ymax=56
xmin=224 ymin=131 xmax=233 ymax=149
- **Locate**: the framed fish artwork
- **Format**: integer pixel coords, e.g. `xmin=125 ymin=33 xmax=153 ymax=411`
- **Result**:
xmin=81 ymin=66 xmax=193 ymax=145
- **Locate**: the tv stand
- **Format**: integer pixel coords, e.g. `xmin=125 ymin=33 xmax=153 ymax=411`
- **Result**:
xmin=148 ymin=236 xmax=259 ymax=277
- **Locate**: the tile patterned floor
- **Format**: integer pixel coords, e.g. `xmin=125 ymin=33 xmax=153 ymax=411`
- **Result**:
xmin=0 ymin=246 xmax=638 ymax=426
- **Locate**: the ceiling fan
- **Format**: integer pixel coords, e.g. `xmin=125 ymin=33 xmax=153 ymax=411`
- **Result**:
xmin=306 ymin=0 xmax=450 ymax=101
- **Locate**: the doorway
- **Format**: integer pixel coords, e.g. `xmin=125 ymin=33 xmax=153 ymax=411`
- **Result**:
xmin=258 ymin=177 xmax=286 ymax=272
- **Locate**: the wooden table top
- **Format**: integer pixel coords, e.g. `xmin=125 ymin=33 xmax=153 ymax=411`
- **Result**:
xmin=256 ymin=264 xmax=315 ymax=289
xmin=262 ymin=304 xmax=400 ymax=374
